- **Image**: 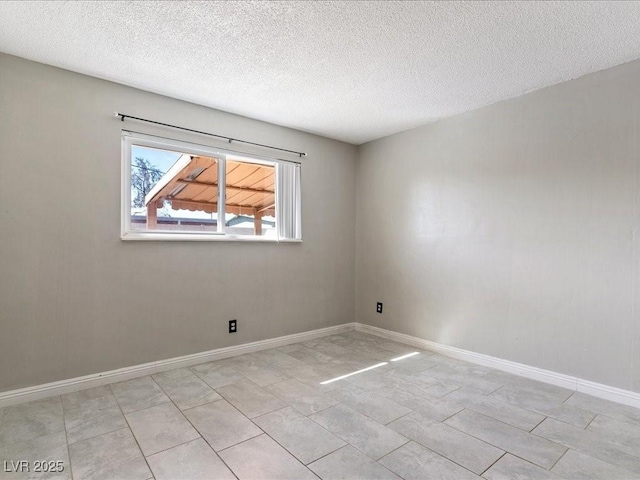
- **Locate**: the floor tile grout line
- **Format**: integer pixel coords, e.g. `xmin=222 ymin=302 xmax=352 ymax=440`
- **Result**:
xmin=189 ymin=360 xmax=256 ymax=392
xmin=384 ymin=409 xmax=414 ymax=426
xmin=305 ymin=402 xmax=415 ymax=463
xmin=59 ymin=395 xmax=75 ymax=480
xmin=251 ymin=404 xmax=293 ymax=422
xmin=369 ymin=442 xmax=416 ymax=480
xmin=485 ymin=386 xmax=587 ymax=427
xmin=491 ymin=384 xmax=506 ymax=395
xmin=121 ymin=398 xmax=171 ymax=413
xmin=59 ymin=393 xmax=140 ymax=478
xmin=152 ymin=370 xmax=221 ymax=405
xmin=108 ymin=382 xmax=156 ymax=479
xmin=447 ymin=406 xmax=530 ymax=434
xmin=492 ymin=385 xmax=606 ymax=430
xmin=548 ymin=445 xmax=570 ymax=471
xmin=528 ymin=415 xmax=549 ymax=433
xmin=250 ymin=399 xmax=384 ymax=469
xmin=273 ymin=400 xmax=372 ymax=462
xmin=190 ymin=419 xmax=251 ymax=480
xmin=479 ymin=451 xmax=507 ymax=476
xmin=386 ymin=428 xmax=496 ymax=477
xmin=179 ymin=396 xmax=225 ymax=412
xmin=485 ymin=384 xmax=504 ymax=396
xmin=562 ymin=390 xmax=576 ymax=405
xmin=402 ymin=441 xmax=483 ymax=479
xmin=551 ymin=395 xmax=636 ymax=429
xmin=489 ymin=451 xmax=569 ymax=480
xmin=216 ymin=426 xmax=317 ymax=476
xmin=261 ymin=376 xmax=293 ymax=391
xmin=120 ymin=375 xmax=219 ymax=472
xmin=331 ymin=389 xmax=414 ymax=426
xmin=194 ymin=387 xmax=292 ymax=473
xmin=65 ymin=421 xmax=129 ymax=446
xmin=255 ymin=421 xmax=346 ymax=468
xmin=443 ymin=441 xmax=492 ymax=478
xmin=529 ymin=414 xmax=602 ymax=437
xmin=438 ymin=406 xmax=465 ymax=424
xmin=583 ymin=413 xmax=598 ymax=430
xmin=215 ymin=429 xmax=266 ymax=455
xmin=526 ymin=418 xmax=640 ymax=467
xmin=151 ymin=376 xmax=241 ymax=480
xmin=304 ymin=399 xmax=341 ymax=416
xmin=62 ymin=390 xmax=145 ymax=447
xmin=303 ymin=443 xmax=347 ymax=467
xmin=275 ymin=344 xmax=335 ymax=371
xmin=303 ymin=443 xmax=350 ymax=467
xmin=215 ymin=378 xmax=290 ymax=419
xmin=265 ymin=383 xmax=340 ymax=418
xmin=107 ymin=392 xmax=173 ymax=415
xmin=187 ymin=434 xmax=241 ymax=480
xmin=374 ymin=438 xmax=412 ymax=462
xmin=336 ymin=435 xmax=412 ymax=464
xmin=144 ymin=436 xmax=204 ymax=460
xmin=214 ymin=361 xmax=292 ymax=389
xmin=442 ymin=407 xmax=567 ymax=468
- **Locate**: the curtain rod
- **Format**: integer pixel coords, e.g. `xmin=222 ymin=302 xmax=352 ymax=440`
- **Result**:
xmin=114 ymin=112 xmax=307 ymax=158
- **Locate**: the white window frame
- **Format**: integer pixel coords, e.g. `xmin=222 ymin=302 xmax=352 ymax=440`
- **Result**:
xmin=121 ymin=131 xmax=301 ymax=242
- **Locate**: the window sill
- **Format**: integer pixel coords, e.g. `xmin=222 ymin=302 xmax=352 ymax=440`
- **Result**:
xmin=121 ymin=232 xmax=302 ymax=243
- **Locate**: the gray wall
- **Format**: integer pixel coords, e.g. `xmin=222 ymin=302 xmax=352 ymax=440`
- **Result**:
xmin=356 ymin=59 xmax=640 ymax=393
xmin=0 ymin=53 xmax=357 ymax=392
xmin=3 ymin=51 xmax=639 ymax=395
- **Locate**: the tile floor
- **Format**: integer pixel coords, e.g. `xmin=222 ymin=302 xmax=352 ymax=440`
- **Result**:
xmin=1 ymin=331 xmax=640 ymax=479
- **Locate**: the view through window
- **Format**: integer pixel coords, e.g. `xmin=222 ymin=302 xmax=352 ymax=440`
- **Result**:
xmin=125 ymin=139 xmax=279 ymax=239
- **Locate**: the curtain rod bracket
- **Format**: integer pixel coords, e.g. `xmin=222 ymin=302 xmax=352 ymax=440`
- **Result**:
xmin=113 ymin=112 xmax=306 ymax=158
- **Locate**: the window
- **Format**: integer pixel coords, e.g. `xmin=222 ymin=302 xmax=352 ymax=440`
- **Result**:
xmin=121 ymin=132 xmax=301 ymax=241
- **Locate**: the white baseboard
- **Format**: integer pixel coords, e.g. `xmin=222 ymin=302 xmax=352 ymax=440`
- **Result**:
xmin=355 ymin=323 xmax=640 ymax=410
xmin=4 ymin=321 xmax=639 ymax=411
xmin=0 ymin=322 xmax=356 ymax=408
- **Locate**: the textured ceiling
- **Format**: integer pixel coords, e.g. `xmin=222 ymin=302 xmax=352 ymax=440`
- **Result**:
xmin=1 ymin=1 xmax=640 ymax=144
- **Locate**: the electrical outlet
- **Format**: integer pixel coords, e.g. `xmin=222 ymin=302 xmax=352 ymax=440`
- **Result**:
xmin=376 ymin=302 xmax=383 ymax=314
xmin=229 ymin=319 xmax=237 ymax=333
